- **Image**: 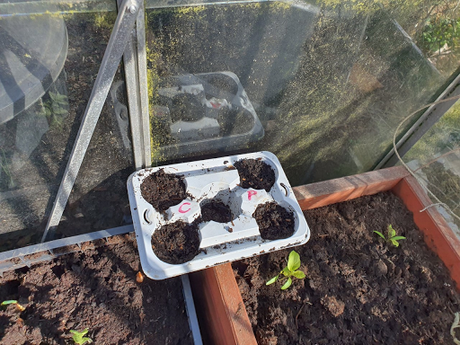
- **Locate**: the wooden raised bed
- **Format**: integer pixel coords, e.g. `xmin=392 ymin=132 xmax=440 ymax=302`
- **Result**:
xmin=190 ymin=166 xmax=460 ymax=345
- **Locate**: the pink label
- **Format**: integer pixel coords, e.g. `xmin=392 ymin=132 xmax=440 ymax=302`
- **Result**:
xmin=247 ymin=190 xmax=257 ymax=201
xmin=178 ymin=202 xmax=191 ymax=213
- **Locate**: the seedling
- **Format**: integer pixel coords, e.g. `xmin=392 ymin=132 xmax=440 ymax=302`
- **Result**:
xmin=70 ymin=329 xmax=92 ymax=345
xmin=266 ymin=250 xmax=306 ymax=290
xmin=374 ymin=224 xmax=406 ymax=247
xmin=1 ymin=300 xmax=25 ymax=311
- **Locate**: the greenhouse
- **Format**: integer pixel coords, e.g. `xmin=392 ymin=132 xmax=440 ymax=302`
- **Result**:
xmin=1 ymin=0 xmax=460 ymax=343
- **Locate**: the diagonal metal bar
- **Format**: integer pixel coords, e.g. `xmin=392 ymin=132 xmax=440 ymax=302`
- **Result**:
xmin=121 ymin=0 xmax=151 ymax=169
xmin=42 ymin=0 xmax=143 ymax=242
xmin=375 ymin=71 xmax=460 ymax=169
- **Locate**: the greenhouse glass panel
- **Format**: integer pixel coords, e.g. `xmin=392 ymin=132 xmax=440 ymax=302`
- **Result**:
xmin=145 ymin=0 xmax=459 ymax=186
xmin=0 ymin=2 xmax=134 ymax=247
xmin=404 ymin=99 xmax=460 ymax=240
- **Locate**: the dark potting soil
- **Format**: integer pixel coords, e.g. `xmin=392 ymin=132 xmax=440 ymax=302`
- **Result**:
xmin=203 ymin=73 xmax=239 ymax=100
xmin=170 ymin=93 xmax=206 ymax=123
xmin=234 ymin=158 xmax=275 ymax=192
xmin=151 ymin=221 xmax=201 ymax=264
xmin=200 ymin=200 xmax=233 ymax=223
xmin=140 ymin=169 xmax=186 ymax=212
xmin=0 ymin=238 xmax=193 ymax=345
xmin=233 ymin=192 xmax=460 ymax=345
xmin=217 ymin=107 xmax=254 ymax=136
xmin=253 ymin=202 xmax=295 ymax=240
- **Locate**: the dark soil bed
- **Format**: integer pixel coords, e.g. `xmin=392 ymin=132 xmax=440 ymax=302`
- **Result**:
xmin=140 ymin=169 xmax=186 ymax=212
xmin=200 ymin=200 xmax=233 ymax=223
xmin=233 ymin=192 xmax=460 ymax=345
xmin=0 ymin=238 xmax=193 ymax=344
xmin=151 ymin=221 xmax=201 ymax=264
xmin=234 ymin=159 xmax=276 ymax=192
xmin=253 ymin=202 xmax=295 ymax=240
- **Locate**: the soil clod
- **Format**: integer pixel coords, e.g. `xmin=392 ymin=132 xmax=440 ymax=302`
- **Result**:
xmin=140 ymin=169 xmax=186 ymax=212
xmin=151 ymin=221 xmax=201 ymax=264
xmin=253 ymin=202 xmax=295 ymax=240
xmin=201 ymin=200 xmax=233 ymax=223
xmin=234 ymin=159 xmax=275 ymax=192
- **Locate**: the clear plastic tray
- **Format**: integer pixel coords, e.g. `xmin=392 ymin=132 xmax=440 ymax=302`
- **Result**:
xmin=127 ymin=151 xmax=310 ymax=280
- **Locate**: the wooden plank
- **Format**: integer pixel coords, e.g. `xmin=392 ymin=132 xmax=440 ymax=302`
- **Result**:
xmin=293 ymin=166 xmax=409 ymax=210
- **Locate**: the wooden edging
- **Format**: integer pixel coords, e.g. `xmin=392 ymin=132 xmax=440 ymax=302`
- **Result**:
xmin=393 ymin=175 xmax=460 ymax=286
xmin=190 ymin=166 xmax=460 ymax=345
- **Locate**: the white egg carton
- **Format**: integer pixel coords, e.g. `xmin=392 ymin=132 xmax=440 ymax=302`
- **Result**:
xmin=127 ymin=151 xmax=310 ymax=280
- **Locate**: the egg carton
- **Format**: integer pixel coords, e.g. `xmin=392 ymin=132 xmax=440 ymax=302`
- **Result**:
xmin=127 ymin=151 xmax=310 ymax=280
xmin=155 ymin=71 xmax=264 ymax=159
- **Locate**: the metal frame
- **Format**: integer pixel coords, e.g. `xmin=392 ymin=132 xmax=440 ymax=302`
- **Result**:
xmin=1 ymin=225 xmax=134 ymax=273
xmin=375 ymin=72 xmax=460 ymax=169
xmin=121 ymin=0 xmax=152 ymax=169
xmin=181 ymin=275 xmax=204 ymax=345
xmin=42 ymin=0 xmax=143 ymax=242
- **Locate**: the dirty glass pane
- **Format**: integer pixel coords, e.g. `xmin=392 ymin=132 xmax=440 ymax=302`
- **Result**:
xmin=54 ymin=72 xmax=135 ymax=239
xmin=145 ymin=0 xmax=459 ymax=186
xmin=0 ymin=2 xmax=132 ymax=249
xmin=404 ymin=99 xmax=460 ymax=239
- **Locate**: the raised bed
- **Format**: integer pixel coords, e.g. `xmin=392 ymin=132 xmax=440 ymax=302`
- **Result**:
xmin=190 ymin=166 xmax=460 ymax=344
xmin=0 ymin=230 xmax=202 ymax=344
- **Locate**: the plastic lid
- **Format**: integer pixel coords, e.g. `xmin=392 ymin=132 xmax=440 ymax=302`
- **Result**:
xmin=0 ymin=15 xmax=68 ymax=124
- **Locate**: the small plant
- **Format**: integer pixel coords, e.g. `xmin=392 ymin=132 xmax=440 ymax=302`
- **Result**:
xmin=266 ymin=250 xmax=306 ymax=290
xmin=374 ymin=224 xmax=406 ymax=247
xmin=1 ymin=300 xmax=25 ymax=311
xmin=39 ymin=91 xmax=68 ymax=127
xmin=70 ymin=329 xmax=92 ymax=345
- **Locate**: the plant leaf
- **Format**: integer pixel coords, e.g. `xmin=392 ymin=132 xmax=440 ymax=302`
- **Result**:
xmin=391 ymin=236 xmax=406 ymax=241
xmin=373 ymin=231 xmax=386 ymax=240
xmin=281 ymin=267 xmax=291 ymax=277
xmin=281 ymin=277 xmax=292 ymax=290
xmin=292 ymin=270 xmax=306 ymax=279
xmin=388 ymin=225 xmax=396 ymax=238
xmin=450 ymin=312 xmax=460 ymax=345
xmin=70 ymin=329 xmax=92 ymax=345
xmin=1 ymin=300 xmax=18 ymax=306
xmin=390 ymin=239 xmax=400 ymax=247
xmin=287 ymin=251 xmax=301 ymax=272
xmin=266 ymin=275 xmax=279 ymax=285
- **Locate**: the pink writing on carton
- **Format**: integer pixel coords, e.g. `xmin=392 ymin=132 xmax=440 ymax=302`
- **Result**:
xmin=247 ymin=190 xmax=257 ymax=201
xmin=178 ymin=202 xmax=191 ymax=213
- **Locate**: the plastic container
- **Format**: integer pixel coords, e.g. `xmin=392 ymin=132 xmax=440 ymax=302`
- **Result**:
xmin=154 ymin=72 xmax=264 ymax=159
xmin=127 ymin=151 xmax=310 ymax=280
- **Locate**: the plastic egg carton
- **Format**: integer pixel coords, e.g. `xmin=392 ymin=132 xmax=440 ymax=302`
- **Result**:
xmin=155 ymin=71 xmax=264 ymax=159
xmin=127 ymin=151 xmax=310 ymax=280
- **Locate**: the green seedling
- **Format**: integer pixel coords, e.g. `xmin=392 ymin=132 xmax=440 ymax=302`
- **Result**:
xmin=70 ymin=329 xmax=92 ymax=345
xmin=374 ymin=224 xmax=406 ymax=247
xmin=266 ymin=250 xmax=306 ymax=290
xmin=1 ymin=300 xmax=25 ymax=311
